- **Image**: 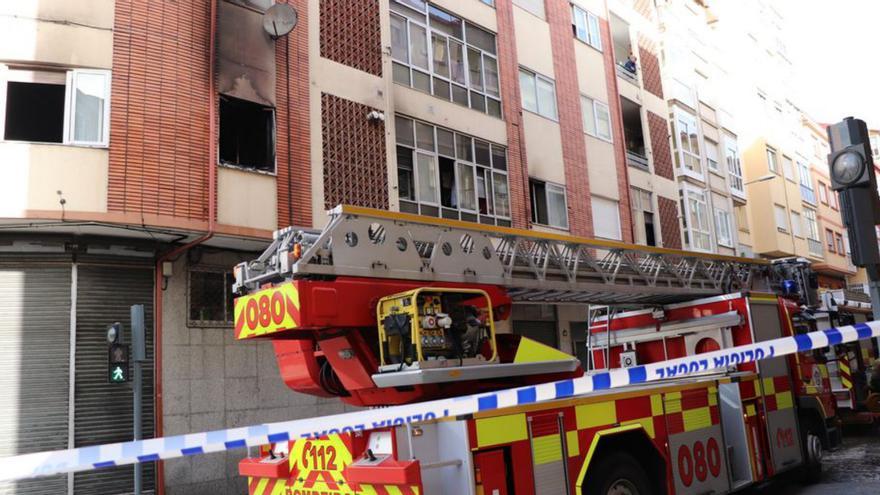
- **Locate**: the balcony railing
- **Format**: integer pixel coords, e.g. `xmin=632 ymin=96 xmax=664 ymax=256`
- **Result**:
xmin=616 ymin=63 xmax=638 ymax=85
xmin=626 ymin=150 xmax=649 ymax=169
xmin=807 ymin=238 xmax=824 ymax=257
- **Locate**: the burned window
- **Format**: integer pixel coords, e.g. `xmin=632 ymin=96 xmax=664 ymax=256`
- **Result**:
xmin=219 ymin=95 xmax=276 ymax=172
xmin=189 ymin=269 xmax=235 ymax=325
xmin=4 ymin=81 xmax=65 ymax=143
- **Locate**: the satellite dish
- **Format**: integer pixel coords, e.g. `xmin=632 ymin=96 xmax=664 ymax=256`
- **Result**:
xmin=263 ymin=3 xmax=298 ymax=39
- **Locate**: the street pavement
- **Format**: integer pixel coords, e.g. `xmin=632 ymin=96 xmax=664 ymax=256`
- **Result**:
xmin=749 ymin=429 xmax=880 ymax=495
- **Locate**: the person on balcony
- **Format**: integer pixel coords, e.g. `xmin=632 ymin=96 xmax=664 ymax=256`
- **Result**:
xmin=623 ymin=53 xmax=638 ymax=74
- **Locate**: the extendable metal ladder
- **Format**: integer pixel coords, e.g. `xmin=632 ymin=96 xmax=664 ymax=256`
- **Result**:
xmin=235 ymin=205 xmax=786 ymax=306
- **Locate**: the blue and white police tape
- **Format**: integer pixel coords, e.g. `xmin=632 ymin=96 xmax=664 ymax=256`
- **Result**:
xmin=1 ymin=321 xmax=878 ymax=482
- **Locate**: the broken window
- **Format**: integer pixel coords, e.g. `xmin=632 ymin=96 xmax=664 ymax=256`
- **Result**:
xmin=219 ymin=95 xmax=276 ymax=172
xmin=4 ymin=81 xmax=65 ymax=143
xmin=2 ymin=68 xmax=110 ymax=146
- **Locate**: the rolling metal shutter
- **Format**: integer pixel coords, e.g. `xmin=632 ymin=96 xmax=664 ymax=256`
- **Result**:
xmin=0 ymin=264 xmax=72 ymax=495
xmin=74 ymin=264 xmax=155 ymax=495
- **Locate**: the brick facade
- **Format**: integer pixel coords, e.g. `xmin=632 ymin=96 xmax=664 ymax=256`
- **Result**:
xmin=547 ymin=0 xmax=592 ymax=237
xmin=638 ymin=39 xmax=664 ymax=99
xmin=647 ymin=111 xmax=674 ymax=180
xmin=276 ymin=0 xmax=312 ymax=228
xmin=320 ymin=0 xmax=382 ymax=76
xmin=321 ymin=93 xmax=388 ymax=210
xmin=495 ymin=0 xmax=530 ymax=229
xmin=109 ymin=0 xmax=211 ymax=220
xmin=658 ymin=196 xmax=682 ymax=249
xmin=599 ymin=16 xmax=634 ymax=243
xmin=109 ymin=0 xmax=311 ymax=229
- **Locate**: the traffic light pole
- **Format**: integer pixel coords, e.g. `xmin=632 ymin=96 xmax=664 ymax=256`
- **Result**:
xmin=827 ymin=117 xmax=880 ymax=340
xmin=131 ymin=305 xmax=146 ymax=495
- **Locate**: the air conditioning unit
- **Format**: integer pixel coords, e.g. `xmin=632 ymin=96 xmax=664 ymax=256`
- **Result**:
xmin=620 ymin=351 xmax=638 ymax=368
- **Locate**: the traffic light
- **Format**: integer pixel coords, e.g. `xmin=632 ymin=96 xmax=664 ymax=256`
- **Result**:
xmin=827 ymin=117 xmax=880 ymax=267
xmin=107 ymin=322 xmax=130 ymax=384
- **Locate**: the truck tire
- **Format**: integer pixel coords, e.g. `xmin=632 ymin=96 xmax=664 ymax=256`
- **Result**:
xmin=583 ymin=451 xmax=654 ymax=495
xmin=798 ymin=422 xmax=823 ymax=484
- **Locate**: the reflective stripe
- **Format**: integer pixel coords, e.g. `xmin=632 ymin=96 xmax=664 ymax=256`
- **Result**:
xmin=475 ymin=414 xmax=528 ymax=448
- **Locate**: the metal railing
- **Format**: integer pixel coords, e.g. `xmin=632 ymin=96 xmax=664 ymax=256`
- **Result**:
xmin=626 ymin=150 xmax=649 ymax=169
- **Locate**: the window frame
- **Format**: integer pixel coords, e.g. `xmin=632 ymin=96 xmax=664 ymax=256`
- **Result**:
xmin=835 ymin=232 xmax=845 ymax=255
xmin=680 ymin=186 xmax=712 ymax=252
xmin=218 ymin=94 xmax=278 ymax=174
xmin=766 ymin=146 xmax=778 ymax=174
xmin=825 ymin=228 xmax=835 ymax=253
xmin=591 ymin=195 xmax=622 ymax=241
xmin=773 ymin=204 xmax=788 ymax=232
xmin=705 ymin=138 xmax=720 ymax=173
xmin=519 ymin=67 xmax=558 ymax=121
xmin=714 ymin=207 xmax=733 ymax=247
xmin=781 ymin=155 xmax=796 ymax=182
xmin=1 ymin=67 xmax=112 ymax=148
xmin=672 ymin=108 xmax=703 ymax=179
xmin=580 ymin=94 xmax=612 ymax=142
xmin=529 ymin=178 xmax=569 ymax=230
xmin=790 ymin=210 xmax=803 ymax=238
xmin=803 ymin=207 xmax=820 ymax=241
xmin=187 ymin=266 xmax=235 ymax=327
xmin=395 ymin=114 xmax=511 ymax=224
xmin=390 ymin=2 xmax=502 ymax=118
xmin=818 ymin=181 xmax=828 ymax=204
xmin=724 ymin=136 xmax=745 ymax=197
xmin=571 ymin=5 xmax=602 ymax=51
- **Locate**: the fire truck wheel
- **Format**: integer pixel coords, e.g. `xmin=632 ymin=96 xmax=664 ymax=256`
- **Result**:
xmin=583 ymin=452 xmax=653 ymax=495
xmin=798 ymin=427 xmax=824 ymax=484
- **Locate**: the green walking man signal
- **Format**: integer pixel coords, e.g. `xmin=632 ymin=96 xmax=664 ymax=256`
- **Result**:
xmin=107 ymin=322 xmax=130 ymax=384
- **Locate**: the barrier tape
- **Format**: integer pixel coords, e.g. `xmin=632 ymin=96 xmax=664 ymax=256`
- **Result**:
xmin=1 ymin=321 xmax=879 ymax=482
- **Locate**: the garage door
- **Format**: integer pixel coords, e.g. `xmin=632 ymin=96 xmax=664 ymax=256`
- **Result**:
xmin=74 ymin=264 xmax=155 ymax=495
xmin=0 ymin=264 xmax=72 ymax=495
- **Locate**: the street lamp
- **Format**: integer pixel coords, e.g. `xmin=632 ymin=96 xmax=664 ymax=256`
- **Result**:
xmin=744 ymin=174 xmax=776 ymax=186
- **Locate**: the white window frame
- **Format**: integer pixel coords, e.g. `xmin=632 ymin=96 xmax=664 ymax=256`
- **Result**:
xmin=581 ymin=94 xmax=612 ymax=142
xmin=790 ymin=210 xmax=802 ymax=238
xmin=520 ymin=68 xmax=558 ymax=121
xmin=774 ymin=204 xmax=788 ymax=232
xmin=673 ymin=108 xmax=702 ymax=180
xmin=681 ymin=186 xmax=712 ymax=252
xmin=766 ymin=146 xmax=778 ymax=174
xmin=723 ymin=136 xmax=744 ymax=197
xmin=530 ymin=178 xmax=569 ymax=229
xmin=572 ymin=5 xmax=602 ymax=51
xmin=1 ymin=67 xmax=111 ymax=148
xmin=781 ymin=155 xmax=796 ymax=182
xmin=513 ymin=0 xmax=545 ymax=18
xmin=592 ymin=196 xmax=622 ymax=241
xmin=395 ymin=115 xmax=511 ymax=223
xmin=390 ymin=2 xmax=501 ymax=117
xmin=705 ymin=138 xmax=720 ymax=173
xmin=714 ymin=207 xmax=733 ymax=247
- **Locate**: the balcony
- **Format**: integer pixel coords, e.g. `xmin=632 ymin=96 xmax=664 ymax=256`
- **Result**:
xmin=626 ymin=151 xmax=649 ymax=169
xmin=620 ymin=97 xmax=648 ymax=170
xmin=616 ymin=63 xmax=638 ymax=85
xmin=807 ymin=238 xmax=824 ymax=257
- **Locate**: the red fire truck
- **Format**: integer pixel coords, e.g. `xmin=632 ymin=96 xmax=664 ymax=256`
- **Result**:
xmin=232 ymin=206 xmax=837 ymax=495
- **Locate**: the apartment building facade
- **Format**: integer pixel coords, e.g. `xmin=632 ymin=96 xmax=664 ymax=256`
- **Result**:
xmin=655 ymin=0 xmax=751 ymax=257
xmin=0 ymin=1 xmax=686 ymax=493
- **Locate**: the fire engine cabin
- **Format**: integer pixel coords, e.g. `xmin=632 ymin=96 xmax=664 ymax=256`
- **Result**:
xmin=815 ymin=289 xmax=880 ymax=420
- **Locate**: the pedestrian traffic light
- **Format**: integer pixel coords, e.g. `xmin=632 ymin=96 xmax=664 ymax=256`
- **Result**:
xmin=827 ymin=117 xmax=880 ymax=267
xmin=107 ymin=322 xmax=130 ymax=384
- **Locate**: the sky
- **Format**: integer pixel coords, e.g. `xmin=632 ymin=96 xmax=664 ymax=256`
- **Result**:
xmin=780 ymin=0 xmax=880 ymax=128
